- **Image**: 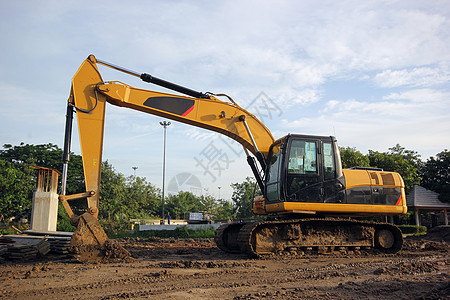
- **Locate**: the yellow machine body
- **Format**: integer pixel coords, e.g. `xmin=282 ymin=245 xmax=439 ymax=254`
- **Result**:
xmin=256 ymin=169 xmax=406 ymax=216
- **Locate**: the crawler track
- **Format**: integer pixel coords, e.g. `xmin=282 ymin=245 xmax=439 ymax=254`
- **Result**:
xmin=215 ymin=218 xmax=403 ymax=256
xmin=214 ymin=222 xmax=245 ymax=253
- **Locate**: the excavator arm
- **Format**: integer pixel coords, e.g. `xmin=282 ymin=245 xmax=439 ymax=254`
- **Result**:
xmin=66 ymin=55 xmax=274 ymax=213
xmin=60 ymin=55 xmax=274 ymax=261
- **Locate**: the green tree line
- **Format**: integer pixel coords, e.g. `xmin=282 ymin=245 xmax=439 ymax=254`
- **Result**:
xmin=0 ymin=143 xmax=448 ymax=226
xmin=0 ymin=143 xmax=254 ymax=223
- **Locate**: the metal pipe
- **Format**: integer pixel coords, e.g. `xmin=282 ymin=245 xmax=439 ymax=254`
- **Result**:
xmin=239 ymin=115 xmax=267 ymax=171
xmin=242 ymin=144 xmax=265 ymax=192
xmin=95 ymin=58 xmax=141 ymax=78
xmin=239 ymin=115 xmax=259 ymax=153
xmin=61 ymin=102 xmax=74 ymax=195
xmin=94 ymin=57 xmax=210 ymax=99
xmin=245 ymin=153 xmax=265 ymax=192
xmin=61 ymin=164 xmax=69 ymax=195
xmin=242 ymin=146 xmax=250 ymax=157
xmin=160 ymin=121 xmax=171 ymax=221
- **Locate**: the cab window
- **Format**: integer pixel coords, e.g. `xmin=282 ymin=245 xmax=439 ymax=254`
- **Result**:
xmin=323 ymin=142 xmax=336 ymax=180
xmin=266 ymin=143 xmax=282 ymax=202
xmin=288 ymin=140 xmax=317 ymax=174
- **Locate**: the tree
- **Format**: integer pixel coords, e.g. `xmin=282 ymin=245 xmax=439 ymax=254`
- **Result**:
xmin=231 ymin=177 xmax=260 ymax=219
xmin=98 ymin=162 xmax=163 ymax=220
xmin=0 ymin=143 xmax=164 ymax=224
xmin=214 ymin=199 xmax=234 ymax=220
xmin=125 ymin=175 xmax=161 ymax=218
xmin=420 ymin=150 xmax=450 ymax=203
xmin=1 ymin=143 xmax=62 ymax=168
xmin=0 ymin=159 xmax=34 ymax=219
xmin=99 ymin=161 xmax=127 ymax=220
xmin=368 ymin=144 xmax=422 ymax=193
xmin=165 ymin=191 xmax=203 ymax=220
xmin=0 ymin=143 xmax=85 ymax=195
xmin=0 ymin=143 xmax=86 ymax=220
xmin=199 ymin=194 xmax=216 ymax=216
xmin=339 ymin=146 xmax=370 ymax=169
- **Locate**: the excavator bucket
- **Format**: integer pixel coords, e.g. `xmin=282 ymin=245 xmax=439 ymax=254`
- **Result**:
xmin=70 ymin=212 xmax=108 ymax=262
xmin=70 ymin=212 xmax=130 ymax=263
xmin=71 ymin=213 xmax=108 ymax=247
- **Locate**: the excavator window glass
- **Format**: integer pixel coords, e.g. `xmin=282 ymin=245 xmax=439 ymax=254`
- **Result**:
xmin=323 ymin=142 xmax=336 ymax=180
xmin=288 ymin=140 xmax=317 ymax=174
xmin=266 ymin=143 xmax=282 ymax=202
xmin=286 ymin=139 xmax=321 ymax=202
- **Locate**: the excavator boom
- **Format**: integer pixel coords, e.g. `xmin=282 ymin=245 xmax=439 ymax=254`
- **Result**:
xmin=68 ymin=56 xmax=274 ymax=198
xmin=61 ymin=55 xmax=275 ymax=262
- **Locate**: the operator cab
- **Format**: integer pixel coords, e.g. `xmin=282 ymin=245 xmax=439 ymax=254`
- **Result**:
xmin=265 ymin=134 xmax=345 ymax=204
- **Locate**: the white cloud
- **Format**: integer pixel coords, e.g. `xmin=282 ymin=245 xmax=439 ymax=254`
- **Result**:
xmin=302 ymin=5 xmax=450 ymax=70
xmin=374 ymin=66 xmax=450 ymax=88
xmin=279 ymin=87 xmax=450 ymax=158
xmin=383 ymin=88 xmax=449 ymax=105
xmin=1 ymin=0 xmax=450 ymax=198
xmin=319 ymin=88 xmax=450 ymax=121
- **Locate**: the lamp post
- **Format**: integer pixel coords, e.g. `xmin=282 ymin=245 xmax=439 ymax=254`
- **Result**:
xmin=132 ymin=166 xmax=138 ymax=176
xmin=218 ymin=186 xmax=221 ymax=200
xmin=160 ymin=121 xmax=171 ymax=221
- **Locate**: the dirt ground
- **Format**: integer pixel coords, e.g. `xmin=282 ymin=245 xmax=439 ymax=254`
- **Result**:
xmin=0 ymin=227 xmax=449 ymax=300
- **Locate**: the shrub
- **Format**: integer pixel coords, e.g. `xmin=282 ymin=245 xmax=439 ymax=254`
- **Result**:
xmin=100 ymin=219 xmax=131 ymax=237
xmin=57 ymin=203 xmax=76 ymax=232
xmin=398 ymin=225 xmax=427 ymax=235
xmin=110 ymin=226 xmax=216 ymax=239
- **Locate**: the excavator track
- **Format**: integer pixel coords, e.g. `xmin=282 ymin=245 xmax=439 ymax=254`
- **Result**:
xmin=214 ymin=223 xmax=245 ymax=253
xmin=216 ymin=218 xmax=403 ymax=256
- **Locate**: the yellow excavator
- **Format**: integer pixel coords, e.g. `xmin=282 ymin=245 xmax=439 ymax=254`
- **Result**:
xmin=60 ymin=55 xmax=407 ymax=261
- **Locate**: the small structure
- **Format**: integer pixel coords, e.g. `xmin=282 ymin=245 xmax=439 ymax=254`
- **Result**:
xmin=30 ymin=166 xmax=61 ymax=232
xmin=406 ymin=185 xmax=450 ymax=226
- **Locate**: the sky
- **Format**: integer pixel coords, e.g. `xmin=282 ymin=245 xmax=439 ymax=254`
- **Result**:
xmin=1 ymin=0 xmax=449 ymax=201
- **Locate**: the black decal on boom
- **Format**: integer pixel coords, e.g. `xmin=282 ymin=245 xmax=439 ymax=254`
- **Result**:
xmin=143 ymin=97 xmax=195 ymax=116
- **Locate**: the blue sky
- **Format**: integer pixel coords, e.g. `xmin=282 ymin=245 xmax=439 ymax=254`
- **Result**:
xmin=1 ymin=0 xmax=449 ymax=200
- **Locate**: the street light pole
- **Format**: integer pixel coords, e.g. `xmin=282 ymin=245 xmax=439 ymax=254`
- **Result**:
xmin=160 ymin=121 xmax=171 ymax=222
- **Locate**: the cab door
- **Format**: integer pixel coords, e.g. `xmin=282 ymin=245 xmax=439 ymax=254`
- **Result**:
xmin=322 ymin=141 xmax=345 ymax=203
xmin=285 ymin=139 xmax=322 ymax=202
xmin=265 ymin=142 xmax=283 ymax=204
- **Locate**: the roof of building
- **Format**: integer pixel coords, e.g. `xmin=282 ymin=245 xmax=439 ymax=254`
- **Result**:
xmin=406 ymin=185 xmax=450 ymax=209
xmin=29 ymin=166 xmax=61 ymax=175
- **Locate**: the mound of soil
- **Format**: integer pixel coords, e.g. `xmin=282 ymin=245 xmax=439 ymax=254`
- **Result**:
xmin=424 ymin=226 xmax=450 ymax=242
xmin=373 ymin=261 xmax=442 ymax=275
xmin=71 ymin=240 xmax=131 ymax=263
xmin=403 ymin=239 xmax=448 ymax=252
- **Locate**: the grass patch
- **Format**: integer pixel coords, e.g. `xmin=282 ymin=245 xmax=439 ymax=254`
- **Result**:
xmin=0 ymin=223 xmax=29 ymax=235
xmin=398 ymin=225 xmax=427 ymax=235
xmin=110 ymin=226 xmax=216 ymax=239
